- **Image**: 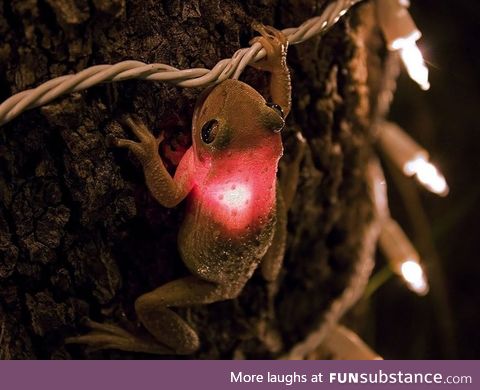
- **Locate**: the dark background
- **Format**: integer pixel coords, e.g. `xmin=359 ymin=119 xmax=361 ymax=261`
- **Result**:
xmin=366 ymin=0 xmax=480 ymax=359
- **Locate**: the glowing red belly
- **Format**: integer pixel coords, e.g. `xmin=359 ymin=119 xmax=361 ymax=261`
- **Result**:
xmin=188 ymin=153 xmax=279 ymax=233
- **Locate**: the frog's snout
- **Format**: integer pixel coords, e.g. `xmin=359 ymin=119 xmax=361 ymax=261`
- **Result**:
xmin=261 ymin=114 xmax=284 ymax=133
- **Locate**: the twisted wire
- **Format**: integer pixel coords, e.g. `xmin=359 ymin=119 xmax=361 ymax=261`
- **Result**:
xmin=0 ymin=0 xmax=362 ymax=126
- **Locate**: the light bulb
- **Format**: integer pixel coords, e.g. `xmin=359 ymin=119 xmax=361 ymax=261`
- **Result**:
xmin=397 ymin=39 xmax=430 ymax=90
xmin=404 ymin=155 xmax=449 ymax=196
xmin=379 ymin=219 xmax=430 ymax=296
xmin=401 ymin=259 xmax=429 ymax=295
xmin=376 ymin=0 xmax=430 ymax=90
xmin=378 ymin=122 xmax=449 ymax=196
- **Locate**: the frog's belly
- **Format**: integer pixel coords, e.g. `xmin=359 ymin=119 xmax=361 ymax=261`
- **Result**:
xmin=178 ymin=207 xmax=276 ymax=285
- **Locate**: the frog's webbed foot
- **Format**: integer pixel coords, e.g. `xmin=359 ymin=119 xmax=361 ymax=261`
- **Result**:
xmin=249 ymin=23 xmax=288 ymax=72
xmin=65 ymin=318 xmax=173 ymax=355
xmin=108 ymin=115 xmax=164 ymax=165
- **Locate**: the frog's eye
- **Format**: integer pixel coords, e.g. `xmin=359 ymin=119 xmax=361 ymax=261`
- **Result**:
xmin=266 ymin=102 xmax=284 ymax=119
xmin=201 ymin=119 xmax=219 ymax=144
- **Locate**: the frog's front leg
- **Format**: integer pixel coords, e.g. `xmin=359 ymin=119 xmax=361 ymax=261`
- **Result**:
xmin=110 ymin=115 xmax=194 ymax=208
xmin=250 ymin=24 xmax=291 ymax=117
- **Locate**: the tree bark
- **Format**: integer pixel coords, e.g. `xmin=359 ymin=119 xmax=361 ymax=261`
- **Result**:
xmin=0 ymin=0 xmax=381 ymax=359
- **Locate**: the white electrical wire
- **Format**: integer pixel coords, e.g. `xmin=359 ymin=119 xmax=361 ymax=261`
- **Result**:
xmin=0 ymin=0 xmax=362 ymax=126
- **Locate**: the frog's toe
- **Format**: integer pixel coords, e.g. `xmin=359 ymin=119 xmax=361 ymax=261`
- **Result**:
xmin=66 ymin=331 xmax=129 ymax=352
xmin=80 ymin=318 xmax=132 ymax=337
xmin=113 ymin=116 xmax=162 ymax=163
xmin=66 ymin=319 xmax=135 ymax=350
xmin=249 ymin=24 xmax=287 ymax=72
xmin=252 ymin=22 xmax=274 ymax=38
xmin=66 ymin=319 xmax=174 ymax=354
xmin=121 ymin=115 xmax=155 ymax=144
xmin=249 ymin=35 xmax=272 ymax=52
xmin=265 ymin=26 xmax=287 ymax=43
xmin=252 ymin=23 xmax=287 ymax=45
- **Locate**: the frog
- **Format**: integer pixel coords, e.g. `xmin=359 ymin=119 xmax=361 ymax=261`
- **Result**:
xmin=66 ymin=24 xmax=305 ymax=355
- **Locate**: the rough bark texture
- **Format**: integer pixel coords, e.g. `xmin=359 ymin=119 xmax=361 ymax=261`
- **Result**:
xmin=0 ymin=0 xmax=380 ymax=359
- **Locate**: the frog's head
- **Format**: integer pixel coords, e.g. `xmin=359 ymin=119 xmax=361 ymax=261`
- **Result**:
xmin=192 ymin=79 xmax=284 ymax=162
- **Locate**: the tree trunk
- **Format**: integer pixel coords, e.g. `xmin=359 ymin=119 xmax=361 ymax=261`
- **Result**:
xmin=0 ymin=0 xmax=381 ymax=359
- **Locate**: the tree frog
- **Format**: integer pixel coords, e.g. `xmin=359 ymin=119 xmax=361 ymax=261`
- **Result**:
xmin=67 ymin=24 xmax=305 ymax=355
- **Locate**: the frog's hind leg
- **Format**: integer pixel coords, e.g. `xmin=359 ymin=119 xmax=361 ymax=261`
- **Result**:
xmin=134 ymin=276 xmax=238 ymax=355
xmin=67 ymin=276 xmax=235 ymax=355
xmin=260 ymin=131 xmax=306 ymax=282
xmin=279 ymin=131 xmax=307 ymax=209
xmin=257 ymin=133 xmax=306 ymax=351
xmin=260 ymin=188 xmax=287 ymax=282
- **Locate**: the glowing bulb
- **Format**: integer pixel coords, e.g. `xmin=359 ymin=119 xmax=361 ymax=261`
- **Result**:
xmin=404 ymin=155 xmax=449 ymax=196
xmin=375 ymin=0 xmax=430 ymax=90
xmin=401 ymin=259 xmax=429 ymax=295
xmin=377 ymin=122 xmax=449 ymax=196
xmin=398 ymin=41 xmax=430 ymax=90
xmin=390 ymin=31 xmax=421 ymax=51
xmin=379 ymin=219 xmax=429 ymax=296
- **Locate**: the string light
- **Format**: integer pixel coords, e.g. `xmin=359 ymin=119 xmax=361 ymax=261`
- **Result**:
xmin=378 ymin=218 xmax=429 ymax=295
xmin=377 ymin=121 xmax=449 ymax=196
xmin=0 ymin=0 xmax=362 ymax=126
xmin=375 ymin=0 xmax=430 ymax=90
